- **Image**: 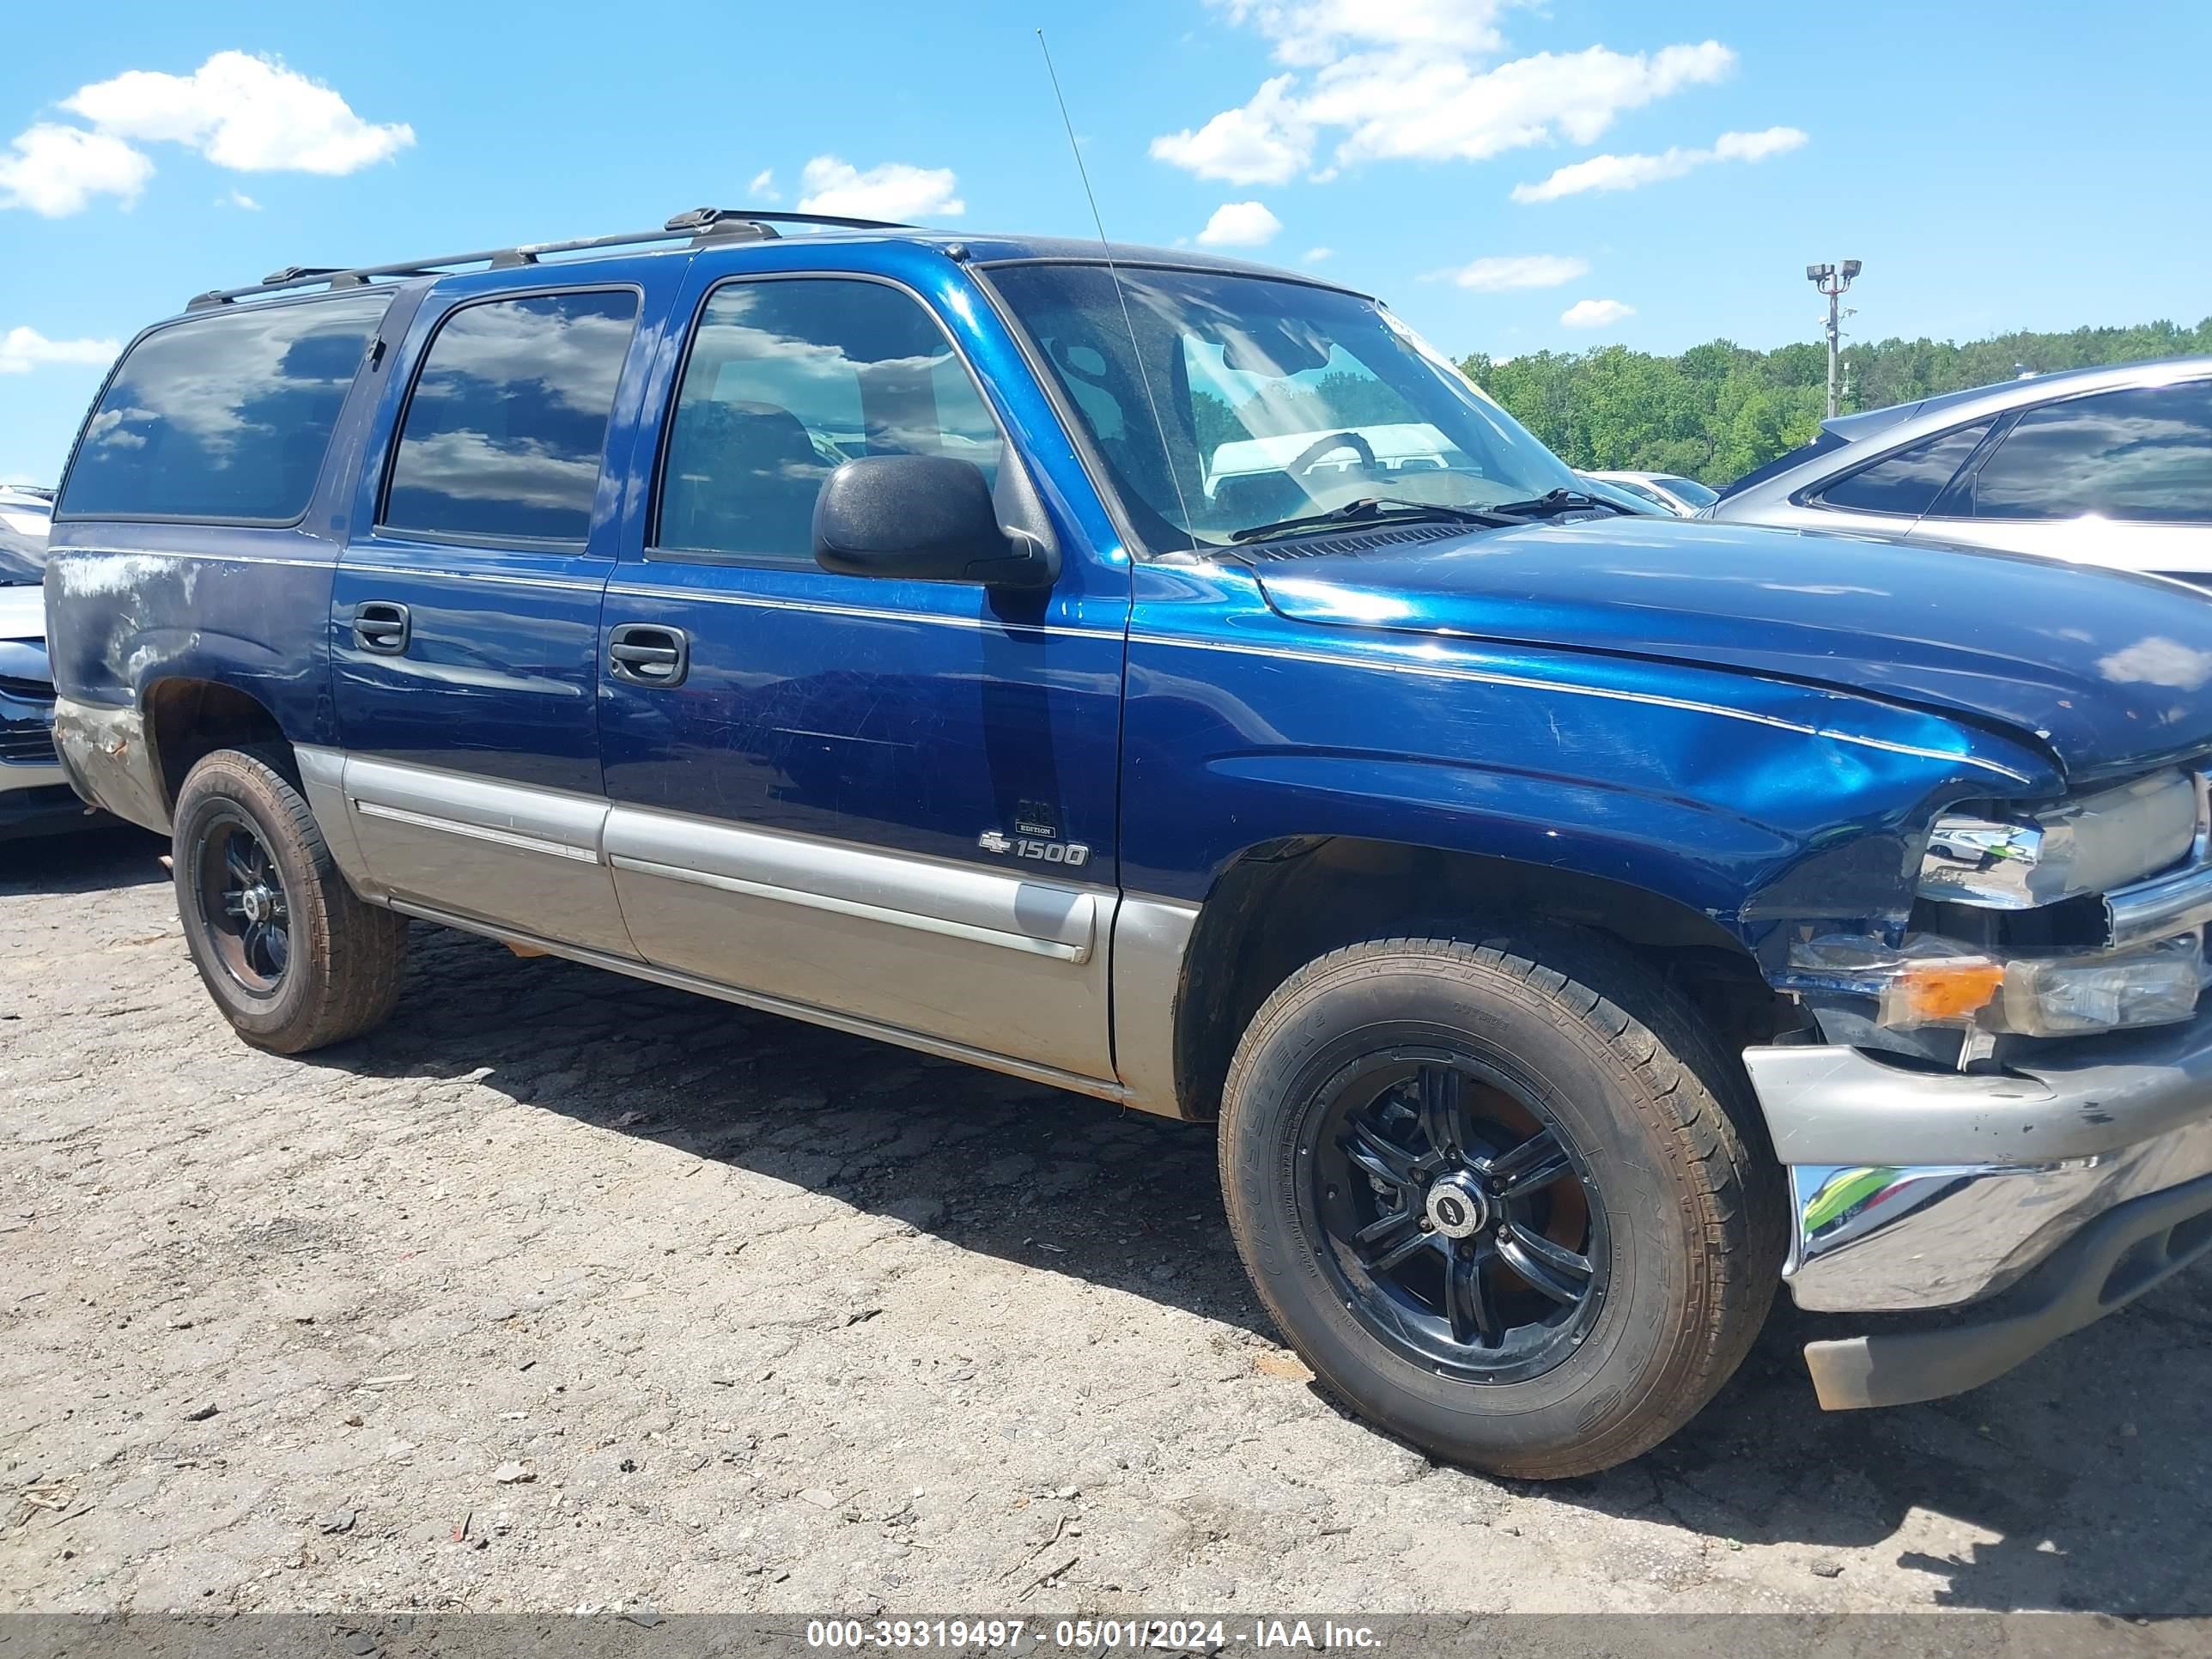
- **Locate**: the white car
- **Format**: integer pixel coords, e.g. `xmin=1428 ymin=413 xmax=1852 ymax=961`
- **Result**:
xmin=1702 ymin=358 xmax=2212 ymax=581
xmin=1579 ymin=469 xmax=1721 ymax=517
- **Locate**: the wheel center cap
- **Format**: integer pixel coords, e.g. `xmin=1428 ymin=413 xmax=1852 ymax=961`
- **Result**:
xmin=1425 ymin=1170 xmax=1491 ymax=1240
xmin=240 ymin=885 xmax=273 ymax=925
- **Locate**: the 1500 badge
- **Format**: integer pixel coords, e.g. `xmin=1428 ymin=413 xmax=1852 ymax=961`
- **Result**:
xmin=978 ymin=830 xmax=1091 ymax=867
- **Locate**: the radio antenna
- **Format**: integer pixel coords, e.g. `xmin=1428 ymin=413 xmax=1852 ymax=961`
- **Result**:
xmin=1035 ymin=27 xmax=1195 ymax=540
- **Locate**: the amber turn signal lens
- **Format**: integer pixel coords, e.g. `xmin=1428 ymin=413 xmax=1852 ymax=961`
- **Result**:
xmin=1892 ymin=959 xmax=2006 ymax=1024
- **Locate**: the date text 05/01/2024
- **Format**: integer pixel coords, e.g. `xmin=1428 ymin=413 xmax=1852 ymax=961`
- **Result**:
xmin=803 ymin=1618 xmax=1381 ymax=1650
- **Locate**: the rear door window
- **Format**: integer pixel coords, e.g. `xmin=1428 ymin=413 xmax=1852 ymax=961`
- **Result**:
xmin=1809 ymin=421 xmax=1992 ymax=517
xmin=1954 ymin=381 xmax=2212 ymax=523
xmin=381 ymin=289 xmax=641 ymax=544
xmin=58 ymin=295 xmax=387 ymax=522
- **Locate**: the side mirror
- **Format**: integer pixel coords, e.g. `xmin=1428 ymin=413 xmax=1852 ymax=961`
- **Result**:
xmin=812 ymin=454 xmax=1058 ymax=589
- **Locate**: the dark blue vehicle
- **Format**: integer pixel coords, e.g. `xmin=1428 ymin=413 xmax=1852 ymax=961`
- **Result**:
xmin=42 ymin=209 xmax=2212 ymax=1476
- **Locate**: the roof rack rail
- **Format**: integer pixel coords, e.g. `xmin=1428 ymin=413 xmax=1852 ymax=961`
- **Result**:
xmin=186 ymin=207 xmax=915 ymax=311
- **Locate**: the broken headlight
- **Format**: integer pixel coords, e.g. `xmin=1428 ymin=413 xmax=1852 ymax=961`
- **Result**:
xmin=1790 ymin=932 xmax=2207 ymax=1038
xmin=1918 ymin=768 xmax=2199 ymax=910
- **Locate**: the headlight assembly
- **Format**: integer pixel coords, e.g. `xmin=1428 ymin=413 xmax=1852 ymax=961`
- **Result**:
xmin=1790 ymin=931 xmax=2207 ymax=1039
xmin=1918 ymin=768 xmax=2199 ymax=909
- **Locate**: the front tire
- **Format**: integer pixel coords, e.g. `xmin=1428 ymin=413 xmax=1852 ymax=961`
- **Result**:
xmin=172 ymin=747 xmax=409 ymax=1054
xmin=1218 ymin=928 xmax=1784 ymax=1479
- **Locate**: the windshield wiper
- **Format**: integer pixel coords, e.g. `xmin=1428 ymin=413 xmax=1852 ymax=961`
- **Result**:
xmin=1229 ymin=496 xmax=1524 ymax=545
xmin=1486 ymin=487 xmax=1627 ymax=519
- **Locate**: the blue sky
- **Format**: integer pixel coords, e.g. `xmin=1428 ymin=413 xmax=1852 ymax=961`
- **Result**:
xmin=3 ymin=0 xmax=2207 ymax=483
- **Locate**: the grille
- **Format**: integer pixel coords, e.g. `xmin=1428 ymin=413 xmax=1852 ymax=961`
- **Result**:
xmin=0 ymin=723 xmax=58 ymax=765
xmin=1242 ymin=521 xmax=1471 ymax=561
xmin=0 ymin=674 xmax=55 ymax=702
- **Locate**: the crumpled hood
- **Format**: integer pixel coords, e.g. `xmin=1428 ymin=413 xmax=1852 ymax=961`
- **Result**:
xmin=1253 ymin=518 xmax=2212 ymax=783
xmin=0 ymin=584 xmax=45 ymax=645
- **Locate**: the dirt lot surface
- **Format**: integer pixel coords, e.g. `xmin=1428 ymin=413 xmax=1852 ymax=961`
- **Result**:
xmin=5 ymin=832 xmax=2211 ymax=1626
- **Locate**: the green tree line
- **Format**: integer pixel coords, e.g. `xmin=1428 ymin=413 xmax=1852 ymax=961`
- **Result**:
xmin=1459 ymin=318 xmax=2212 ymax=488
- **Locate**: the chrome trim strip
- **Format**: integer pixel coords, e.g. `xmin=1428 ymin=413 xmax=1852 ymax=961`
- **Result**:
xmin=342 ymin=755 xmax=610 ymax=857
xmin=1110 ymin=895 xmax=1201 ymax=1120
xmin=610 ymin=852 xmax=1091 ymax=962
xmin=333 ymin=755 xmax=635 ymax=957
xmin=355 ymin=798 xmax=602 ymax=862
xmin=50 ymin=544 xmax=337 ymax=572
xmin=1127 ymin=631 xmax=2033 ymax=784
xmin=602 ymin=805 xmax=1099 ymax=953
xmin=341 ymin=561 xmax=609 ymax=593
xmin=384 ymin=897 xmax=1131 ymax=1105
xmin=602 ymin=582 xmax=1103 ymax=641
xmin=2106 ymin=855 xmax=2212 ymax=948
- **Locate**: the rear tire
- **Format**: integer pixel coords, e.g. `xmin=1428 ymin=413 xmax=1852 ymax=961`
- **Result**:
xmin=172 ymin=747 xmax=408 ymax=1054
xmin=1218 ymin=927 xmax=1784 ymax=1479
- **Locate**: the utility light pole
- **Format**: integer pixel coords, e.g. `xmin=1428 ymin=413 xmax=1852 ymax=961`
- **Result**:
xmin=1806 ymin=259 xmax=1863 ymax=418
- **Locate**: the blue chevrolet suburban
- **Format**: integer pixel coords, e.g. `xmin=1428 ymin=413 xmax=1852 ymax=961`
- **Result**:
xmin=42 ymin=209 xmax=2212 ymax=1477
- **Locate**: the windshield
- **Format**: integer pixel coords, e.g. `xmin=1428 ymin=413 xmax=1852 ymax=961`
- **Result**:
xmin=1656 ymin=475 xmax=1719 ymax=507
xmin=987 ymin=264 xmax=1581 ymax=550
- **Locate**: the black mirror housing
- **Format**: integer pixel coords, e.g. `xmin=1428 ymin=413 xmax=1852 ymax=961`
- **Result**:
xmin=812 ymin=454 xmax=1058 ymax=589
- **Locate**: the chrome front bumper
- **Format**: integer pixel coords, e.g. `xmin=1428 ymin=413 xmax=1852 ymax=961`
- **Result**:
xmin=1747 ymin=1009 xmax=2212 ymax=1316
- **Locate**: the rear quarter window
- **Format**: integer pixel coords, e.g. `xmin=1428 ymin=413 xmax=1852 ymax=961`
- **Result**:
xmin=58 ymin=295 xmax=389 ymax=523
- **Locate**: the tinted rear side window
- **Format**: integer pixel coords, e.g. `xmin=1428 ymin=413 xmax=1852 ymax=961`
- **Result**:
xmin=59 ymin=295 xmax=386 ymax=522
xmin=1712 ymin=429 xmax=1844 ymax=501
xmin=1960 ymin=381 xmax=2212 ymax=523
xmin=382 ymin=289 xmax=640 ymax=543
xmin=1811 ymin=421 xmax=1991 ymax=517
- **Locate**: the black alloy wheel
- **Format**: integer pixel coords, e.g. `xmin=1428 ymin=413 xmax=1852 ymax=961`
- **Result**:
xmin=191 ymin=810 xmax=293 ymax=995
xmin=1309 ymin=1049 xmax=1606 ymax=1384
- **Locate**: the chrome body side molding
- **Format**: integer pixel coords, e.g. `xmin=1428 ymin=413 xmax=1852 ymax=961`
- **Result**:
xmin=294 ymin=749 xmax=1195 ymax=1113
xmin=310 ymin=749 xmax=638 ymax=959
xmin=386 ymin=896 xmax=1133 ymax=1108
xmin=604 ymin=805 xmax=1115 ymax=1079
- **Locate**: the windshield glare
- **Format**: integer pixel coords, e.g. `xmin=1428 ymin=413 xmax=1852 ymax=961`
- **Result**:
xmin=988 ymin=264 xmax=1581 ymax=550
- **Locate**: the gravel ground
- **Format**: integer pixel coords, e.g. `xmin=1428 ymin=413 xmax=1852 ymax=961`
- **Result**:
xmin=5 ymin=830 xmax=2211 ymax=1624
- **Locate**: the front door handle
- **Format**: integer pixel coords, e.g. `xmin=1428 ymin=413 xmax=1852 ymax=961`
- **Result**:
xmin=353 ymin=600 xmax=411 ymax=655
xmin=609 ymin=623 xmax=690 ymax=688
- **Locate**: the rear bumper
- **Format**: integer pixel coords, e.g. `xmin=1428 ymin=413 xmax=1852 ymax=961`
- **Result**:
xmin=1745 ymin=1013 xmax=2212 ymax=1406
xmin=50 ymin=696 xmax=168 ymax=834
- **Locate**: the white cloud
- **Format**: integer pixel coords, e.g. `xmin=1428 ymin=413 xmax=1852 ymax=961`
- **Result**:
xmin=0 ymin=124 xmax=153 ymax=216
xmin=0 ymin=326 xmax=120 ymax=374
xmin=1196 ymin=200 xmax=1283 ymax=247
xmin=1156 ymin=8 xmax=1736 ymax=182
xmin=1560 ymin=297 xmax=1634 ymax=329
xmin=1302 ymin=246 xmax=1334 ymax=263
xmin=748 ymin=167 xmax=779 ymax=202
xmin=1150 ymin=75 xmax=1310 ymax=185
xmin=795 ymin=155 xmax=963 ymax=221
xmin=1513 ymin=125 xmax=1807 ymax=202
xmin=63 ymin=52 xmax=413 ymax=174
xmin=216 ymin=188 xmax=261 ymax=210
xmin=1428 ymin=252 xmax=1588 ymax=291
xmin=1216 ymin=1 xmax=1520 ymax=68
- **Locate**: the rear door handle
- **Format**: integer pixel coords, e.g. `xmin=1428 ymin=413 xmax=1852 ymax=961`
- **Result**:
xmin=608 ymin=623 xmax=690 ymax=688
xmin=353 ymin=601 xmax=411 ymax=655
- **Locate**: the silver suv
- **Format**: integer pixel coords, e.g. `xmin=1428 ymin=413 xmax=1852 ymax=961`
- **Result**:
xmin=1706 ymin=357 xmax=2212 ymax=583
